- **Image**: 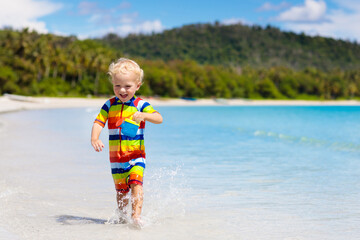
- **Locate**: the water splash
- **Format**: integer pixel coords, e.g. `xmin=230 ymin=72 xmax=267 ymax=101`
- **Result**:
xmin=142 ymin=164 xmax=188 ymax=226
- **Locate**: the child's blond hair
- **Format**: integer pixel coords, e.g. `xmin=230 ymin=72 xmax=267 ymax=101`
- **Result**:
xmin=108 ymin=58 xmax=144 ymax=84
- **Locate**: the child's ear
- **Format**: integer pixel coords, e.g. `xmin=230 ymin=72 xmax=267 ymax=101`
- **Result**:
xmin=136 ymin=82 xmax=141 ymax=90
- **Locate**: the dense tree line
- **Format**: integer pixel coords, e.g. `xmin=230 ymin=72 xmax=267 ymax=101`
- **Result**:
xmin=140 ymin=60 xmax=360 ymax=99
xmin=0 ymin=28 xmax=360 ymax=99
xmin=0 ymin=28 xmax=118 ymax=97
xmin=99 ymin=23 xmax=360 ymax=71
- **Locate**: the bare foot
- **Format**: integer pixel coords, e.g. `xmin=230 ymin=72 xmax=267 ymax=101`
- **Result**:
xmin=132 ymin=218 xmax=144 ymax=229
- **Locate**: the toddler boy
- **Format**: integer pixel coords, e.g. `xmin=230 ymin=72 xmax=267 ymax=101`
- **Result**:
xmin=91 ymin=58 xmax=163 ymax=226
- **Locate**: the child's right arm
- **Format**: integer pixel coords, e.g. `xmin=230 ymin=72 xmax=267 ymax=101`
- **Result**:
xmin=91 ymin=123 xmax=105 ymax=152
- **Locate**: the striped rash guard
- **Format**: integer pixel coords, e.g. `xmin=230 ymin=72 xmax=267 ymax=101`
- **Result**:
xmin=94 ymin=96 xmax=157 ymax=192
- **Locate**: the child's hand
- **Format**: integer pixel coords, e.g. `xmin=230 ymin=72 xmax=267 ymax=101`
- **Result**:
xmin=91 ymin=139 xmax=105 ymax=152
xmin=132 ymin=112 xmax=145 ymax=123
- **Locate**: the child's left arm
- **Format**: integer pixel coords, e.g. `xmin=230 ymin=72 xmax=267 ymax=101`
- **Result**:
xmin=133 ymin=112 xmax=163 ymax=124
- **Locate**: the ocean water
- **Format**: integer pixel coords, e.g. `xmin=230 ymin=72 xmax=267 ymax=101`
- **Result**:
xmin=0 ymin=105 xmax=360 ymax=240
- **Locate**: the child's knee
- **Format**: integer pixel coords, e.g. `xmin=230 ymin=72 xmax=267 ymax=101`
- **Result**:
xmin=130 ymin=183 xmax=142 ymax=190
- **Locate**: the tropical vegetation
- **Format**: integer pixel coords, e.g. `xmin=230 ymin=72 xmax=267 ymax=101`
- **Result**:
xmin=0 ymin=23 xmax=360 ymax=100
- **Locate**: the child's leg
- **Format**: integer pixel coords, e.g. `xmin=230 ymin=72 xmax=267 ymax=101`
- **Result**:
xmin=130 ymin=184 xmax=143 ymax=220
xmin=116 ymin=191 xmax=129 ymax=214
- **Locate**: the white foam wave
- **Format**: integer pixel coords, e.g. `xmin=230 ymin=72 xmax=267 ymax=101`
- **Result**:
xmin=252 ymin=129 xmax=360 ymax=152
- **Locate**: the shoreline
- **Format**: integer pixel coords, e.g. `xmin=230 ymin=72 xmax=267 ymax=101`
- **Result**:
xmin=1 ymin=94 xmax=360 ymax=114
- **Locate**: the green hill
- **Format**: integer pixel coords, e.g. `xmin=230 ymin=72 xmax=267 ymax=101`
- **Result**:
xmin=99 ymin=23 xmax=360 ymax=71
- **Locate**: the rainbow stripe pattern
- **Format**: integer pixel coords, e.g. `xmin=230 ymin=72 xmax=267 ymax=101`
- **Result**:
xmin=94 ymin=96 xmax=156 ymax=192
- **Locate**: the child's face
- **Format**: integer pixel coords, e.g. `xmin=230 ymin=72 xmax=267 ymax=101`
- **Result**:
xmin=112 ymin=72 xmax=141 ymax=103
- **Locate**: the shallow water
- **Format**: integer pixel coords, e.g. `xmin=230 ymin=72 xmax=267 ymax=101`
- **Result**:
xmin=0 ymin=106 xmax=359 ymax=240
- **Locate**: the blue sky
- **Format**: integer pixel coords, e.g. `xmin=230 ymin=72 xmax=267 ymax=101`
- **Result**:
xmin=1 ymin=0 xmax=360 ymax=42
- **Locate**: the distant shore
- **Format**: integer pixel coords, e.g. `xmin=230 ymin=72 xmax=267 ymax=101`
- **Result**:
xmin=1 ymin=94 xmax=360 ymax=114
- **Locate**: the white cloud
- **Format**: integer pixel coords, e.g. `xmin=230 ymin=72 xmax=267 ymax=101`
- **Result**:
xmin=75 ymin=1 xmax=163 ymax=38
xmin=78 ymin=20 xmax=165 ymax=39
xmin=221 ymin=18 xmax=250 ymax=26
xmin=258 ymin=2 xmax=290 ymax=11
xmin=136 ymin=20 xmax=163 ymax=33
xmin=276 ymin=0 xmax=360 ymax=41
xmin=277 ymin=0 xmax=327 ymax=22
xmin=79 ymin=1 xmax=138 ymax=26
xmin=117 ymin=25 xmax=134 ymax=36
xmin=88 ymin=14 xmax=102 ymax=23
xmin=115 ymin=20 xmax=164 ymax=36
xmin=0 ymin=0 xmax=62 ymax=33
xmin=119 ymin=12 xmax=139 ymax=24
xmin=283 ymin=9 xmax=360 ymax=41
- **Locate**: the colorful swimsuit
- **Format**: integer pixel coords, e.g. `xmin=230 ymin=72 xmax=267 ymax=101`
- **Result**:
xmin=94 ymin=96 xmax=157 ymax=193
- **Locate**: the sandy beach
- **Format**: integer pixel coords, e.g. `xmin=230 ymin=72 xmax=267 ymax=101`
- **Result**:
xmin=1 ymin=94 xmax=360 ymax=114
xmin=1 ymin=94 xmax=360 ymax=240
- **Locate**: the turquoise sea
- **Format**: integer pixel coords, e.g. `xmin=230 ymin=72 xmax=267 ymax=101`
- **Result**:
xmin=0 ymin=105 xmax=360 ymax=240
